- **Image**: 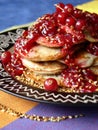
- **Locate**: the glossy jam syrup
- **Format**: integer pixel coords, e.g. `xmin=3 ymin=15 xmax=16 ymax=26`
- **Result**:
xmin=62 ymin=66 xmax=98 ymax=92
xmin=87 ymin=42 xmax=98 ymax=56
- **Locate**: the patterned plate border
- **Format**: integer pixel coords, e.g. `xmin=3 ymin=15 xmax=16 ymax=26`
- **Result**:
xmin=0 ymin=28 xmax=98 ymax=106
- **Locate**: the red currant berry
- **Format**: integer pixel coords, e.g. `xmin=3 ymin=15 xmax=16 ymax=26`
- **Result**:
xmin=44 ymin=78 xmax=58 ymax=91
xmin=87 ymin=42 xmax=98 ymax=56
xmin=73 ymin=8 xmax=83 ymax=18
xmin=65 ymin=17 xmax=76 ymax=27
xmin=55 ymin=3 xmax=65 ymax=13
xmin=1 ymin=51 xmax=11 ymax=64
xmin=64 ymin=4 xmax=74 ymax=15
xmin=75 ymin=19 xmax=86 ymax=30
xmin=57 ymin=12 xmax=66 ymax=25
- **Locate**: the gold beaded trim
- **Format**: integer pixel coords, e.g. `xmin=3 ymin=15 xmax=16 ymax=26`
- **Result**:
xmin=0 ymin=103 xmax=84 ymax=122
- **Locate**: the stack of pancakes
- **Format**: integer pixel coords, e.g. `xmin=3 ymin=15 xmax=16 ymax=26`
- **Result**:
xmin=20 ymin=37 xmax=98 ymax=89
xmin=21 ymin=43 xmax=67 ymax=87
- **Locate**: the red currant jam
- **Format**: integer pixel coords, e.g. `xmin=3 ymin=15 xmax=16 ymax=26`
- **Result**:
xmin=87 ymin=42 xmax=98 ymax=56
xmin=1 ymin=51 xmax=24 ymax=77
xmin=62 ymin=67 xmax=97 ymax=92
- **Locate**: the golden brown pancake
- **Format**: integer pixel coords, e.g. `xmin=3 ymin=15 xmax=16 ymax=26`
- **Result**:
xmin=93 ymin=58 xmax=98 ymax=66
xmin=25 ymin=45 xmax=64 ymax=62
xmin=23 ymin=69 xmax=65 ymax=88
xmin=90 ymin=66 xmax=98 ymax=75
xmin=22 ymin=58 xmax=66 ymax=75
xmin=74 ymin=51 xmax=96 ymax=68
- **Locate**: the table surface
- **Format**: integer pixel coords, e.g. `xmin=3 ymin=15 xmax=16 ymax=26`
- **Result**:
xmin=0 ymin=0 xmax=98 ymax=130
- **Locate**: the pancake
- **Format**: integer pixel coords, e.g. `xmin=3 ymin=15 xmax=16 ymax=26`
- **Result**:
xmin=74 ymin=51 xmax=96 ymax=68
xmin=23 ymin=69 xmax=65 ymax=88
xmin=25 ymin=45 xmax=65 ymax=61
xmin=90 ymin=66 xmax=98 ymax=75
xmin=93 ymin=58 xmax=98 ymax=66
xmin=36 ymin=36 xmax=64 ymax=48
xmin=22 ymin=58 xmax=66 ymax=75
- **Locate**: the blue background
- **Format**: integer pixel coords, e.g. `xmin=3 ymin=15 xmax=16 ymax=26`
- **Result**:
xmin=0 ymin=0 xmax=92 ymax=31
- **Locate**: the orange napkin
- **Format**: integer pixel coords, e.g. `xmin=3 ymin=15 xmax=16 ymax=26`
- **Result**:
xmin=0 ymin=91 xmax=38 ymax=128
